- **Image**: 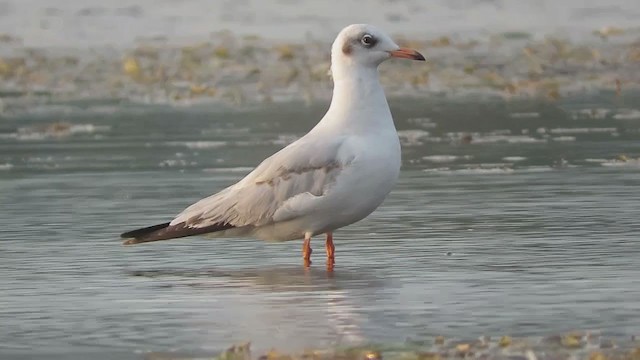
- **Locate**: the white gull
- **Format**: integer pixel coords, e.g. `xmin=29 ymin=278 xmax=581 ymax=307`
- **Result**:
xmin=121 ymin=24 xmax=425 ymax=267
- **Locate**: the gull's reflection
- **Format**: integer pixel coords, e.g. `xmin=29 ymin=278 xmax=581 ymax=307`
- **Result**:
xmin=127 ymin=265 xmax=387 ymax=292
xmin=127 ymin=265 xmax=391 ymax=349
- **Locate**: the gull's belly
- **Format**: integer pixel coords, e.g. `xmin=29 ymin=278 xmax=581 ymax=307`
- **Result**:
xmin=318 ymin=156 xmax=399 ymax=229
xmin=254 ymin=133 xmax=401 ymax=241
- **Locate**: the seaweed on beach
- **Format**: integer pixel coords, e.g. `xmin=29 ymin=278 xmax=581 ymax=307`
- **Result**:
xmin=1 ymin=27 xmax=640 ymax=108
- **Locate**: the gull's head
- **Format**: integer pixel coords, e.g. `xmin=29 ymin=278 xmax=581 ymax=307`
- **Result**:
xmin=330 ymin=24 xmax=425 ymax=77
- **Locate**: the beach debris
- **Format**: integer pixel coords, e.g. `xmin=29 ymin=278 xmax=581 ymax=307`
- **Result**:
xmin=0 ymin=58 xmax=11 ymax=77
xmin=275 ymin=44 xmax=296 ymax=60
xmin=455 ymin=343 xmax=471 ymax=356
xmin=122 ymin=56 xmax=142 ymax=80
xmin=599 ymin=339 xmax=616 ymax=349
xmin=499 ymin=336 xmax=513 ymax=347
xmin=200 ymin=334 xmax=640 ymax=360
xmin=593 ymin=26 xmax=625 ymax=40
xmin=217 ymin=342 xmax=252 ymax=360
xmin=416 ymin=352 xmax=440 ymax=360
xmin=214 ymin=46 xmax=231 ymax=59
xmin=260 ymin=348 xmax=293 ymax=360
xmin=0 ymin=27 xmax=639 ymax=106
xmin=588 ymin=351 xmax=606 ymax=360
xmin=364 ymin=350 xmax=382 ymax=360
xmin=561 ymin=333 xmax=583 ymax=349
xmin=629 ymin=347 xmax=640 ymax=360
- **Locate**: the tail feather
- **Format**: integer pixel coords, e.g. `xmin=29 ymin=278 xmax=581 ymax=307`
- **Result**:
xmin=120 ymin=221 xmax=235 ymax=245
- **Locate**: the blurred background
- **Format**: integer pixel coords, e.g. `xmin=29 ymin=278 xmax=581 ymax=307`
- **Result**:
xmin=1 ymin=1 xmax=640 ymax=360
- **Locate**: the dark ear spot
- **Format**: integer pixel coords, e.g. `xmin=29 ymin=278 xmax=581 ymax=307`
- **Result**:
xmin=342 ymin=42 xmax=352 ymax=55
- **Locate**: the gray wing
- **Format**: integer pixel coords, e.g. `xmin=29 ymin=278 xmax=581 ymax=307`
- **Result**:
xmin=169 ymin=135 xmax=352 ymax=229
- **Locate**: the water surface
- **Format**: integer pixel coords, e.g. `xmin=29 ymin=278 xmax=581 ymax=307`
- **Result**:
xmin=1 ymin=94 xmax=640 ymax=358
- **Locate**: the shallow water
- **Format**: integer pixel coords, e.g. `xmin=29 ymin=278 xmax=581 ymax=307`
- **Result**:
xmin=1 ymin=94 xmax=640 ymax=359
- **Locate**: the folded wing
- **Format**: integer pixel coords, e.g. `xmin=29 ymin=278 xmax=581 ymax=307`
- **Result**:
xmin=169 ymin=135 xmax=351 ymax=231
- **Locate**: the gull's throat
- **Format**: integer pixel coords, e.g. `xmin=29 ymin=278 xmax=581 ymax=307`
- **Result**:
xmin=322 ymin=63 xmax=393 ymax=132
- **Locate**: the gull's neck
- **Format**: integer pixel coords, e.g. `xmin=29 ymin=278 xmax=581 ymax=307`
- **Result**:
xmin=318 ymin=61 xmax=394 ymax=134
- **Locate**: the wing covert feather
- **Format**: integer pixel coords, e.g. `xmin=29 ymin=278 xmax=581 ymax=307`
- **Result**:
xmin=169 ymin=136 xmax=351 ymax=228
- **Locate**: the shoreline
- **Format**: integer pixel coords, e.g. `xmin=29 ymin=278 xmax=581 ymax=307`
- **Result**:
xmin=1 ymin=28 xmax=640 ymax=109
xmin=2 ymin=333 xmax=639 ymax=360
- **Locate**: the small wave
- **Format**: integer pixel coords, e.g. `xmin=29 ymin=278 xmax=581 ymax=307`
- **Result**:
xmin=4 ymin=132 xmax=48 ymax=141
xmin=423 ymin=164 xmax=557 ymax=175
xmin=270 ymin=134 xmax=299 ymax=146
xmin=601 ymin=156 xmax=640 ymax=167
xmin=525 ymin=166 xmax=555 ymax=172
xmin=423 ymin=167 xmax=451 ymax=173
xmin=601 ymin=160 xmax=639 ymax=167
xmin=613 ymin=109 xmax=640 ymax=120
xmin=469 ymin=162 xmax=512 ymax=168
xmin=5 ymin=103 xmax=131 ymax=117
xmin=159 ymin=159 xmax=198 ymax=168
xmin=502 ymin=156 xmax=527 ymax=162
xmin=26 ymin=156 xmax=56 ymax=163
xmin=8 ymin=122 xmax=111 ymax=140
xmin=166 ymin=141 xmax=228 ymax=149
xmin=397 ymin=130 xmax=430 ymax=146
xmin=406 ymin=117 xmax=437 ymax=129
xmin=551 ymin=136 xmax=576 ymax=142
xmin=424 ymin=163 xmax=515 ymax=175
xmin=8 ymin=104 xmax=78 ymax=116
xmin=0 ymin=163 xmax=14 ymax=171
xmin=549 ymin=127 xmax=617 ymax=134
xmin=422 ymin=155 xmax=471 ymax=163
xmin=443 ymin=167 xmax=515 ymax=175
xmin=571 ymin=108 xmax=611 ymax=120
xmin=509 ymin=112 xmax=540 ymax=119
xmin=422 ymin=136 xmax=446 ymax=143
xmin=201 ymin=127 xmax=251 ymax=135
xmin=492 ymin=129 xmax=512 ymax=135
xmin=232 ymin=140 xmax=267 ymax=147
xmin=471 ymin=135 xmax=546 ymax=144
xmin=552 ymin=158 xmax=571 ymax=168
xmin=68 ymin=124 xmax=111 ymax=134
xmin=203 ymin=167 xmax=254 ymax=173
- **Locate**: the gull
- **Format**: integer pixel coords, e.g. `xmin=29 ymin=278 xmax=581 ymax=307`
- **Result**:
xmin=121 ymin=24 xmax=425 ymax=267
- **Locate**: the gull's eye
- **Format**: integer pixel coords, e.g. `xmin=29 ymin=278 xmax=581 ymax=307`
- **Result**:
xmin=361 ymin=34 xmax=376 ymax=48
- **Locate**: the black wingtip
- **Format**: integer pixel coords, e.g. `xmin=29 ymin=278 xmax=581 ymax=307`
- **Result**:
xmin=120 ymin=221 xmax=235 ymax=245
xmin=121 ymin=222 xmax=171 ymax=240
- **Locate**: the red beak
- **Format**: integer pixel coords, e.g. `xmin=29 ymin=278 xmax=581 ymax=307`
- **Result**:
xmin=388 ymin=47 xmax=426 ymax=61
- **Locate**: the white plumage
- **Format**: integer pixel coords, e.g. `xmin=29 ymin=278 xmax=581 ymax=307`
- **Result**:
xmin=121 ymin=24 xmax=425 ymax=263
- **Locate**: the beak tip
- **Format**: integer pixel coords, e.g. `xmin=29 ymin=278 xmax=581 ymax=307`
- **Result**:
xmin=389 ymin=48 xmax=427 ymax=61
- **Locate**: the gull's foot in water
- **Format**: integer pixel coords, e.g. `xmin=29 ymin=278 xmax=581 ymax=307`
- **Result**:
xmin=325 ymin=232 xmax=335 ymax=263
xmin=326 ymin=258 xmax=335 ymax=271
xmin=302 ymin=234 xmax=312 ymax=267
xmin=325 ymin=232 xmax=335 ymax=271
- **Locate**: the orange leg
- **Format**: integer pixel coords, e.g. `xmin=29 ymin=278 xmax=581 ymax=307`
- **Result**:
xmin=302 ymin=232 xmax=312 ymax=267
xmin=325 ymin=232 xmax=335 ymax=268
